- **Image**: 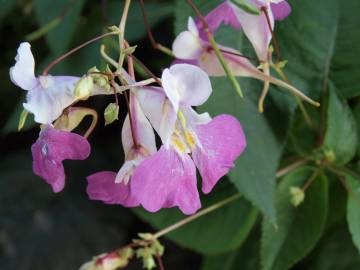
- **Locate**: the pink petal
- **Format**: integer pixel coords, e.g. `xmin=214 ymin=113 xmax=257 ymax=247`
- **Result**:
xmin=86 ymin=171 xmax=139 ymax=207
xmin=229 ymin=1 xmax=273 ymax=61
xmin=197 ymin=1 xmax=241 ymax=39
xmin=193 ymin=115 xmax=246 ymax=194
xmin=271 ymin=1 xmax=292 ymax=20
xmin=31 ymin=125 xmax=90 ymax=192
xmin=131 ymin=146 xmax=201 ymax=215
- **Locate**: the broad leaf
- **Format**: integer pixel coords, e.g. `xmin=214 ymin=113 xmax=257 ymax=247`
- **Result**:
xmin=261 ymin=167 xmax=328 ymax=270
xmin=353 ymin=102 xmax=360 ymax=157
xmin=277 ymin=0 xmax=360 ymax=99
xmin=33 ymin=0 xmax=86 ymax=55
xmin=135 ymin=180 xmax=258 ymax=255
xmin=323 ymin=86 xmax=357 ymax=165
xmin=346 ymin=176 xmax=360 ymax=254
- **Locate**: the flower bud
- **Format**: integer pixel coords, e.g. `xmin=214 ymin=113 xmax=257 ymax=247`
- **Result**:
xmin=75 ymin=76 xmax=94 ymax=100
xmin=289 ymin=186 xmax=305 ymax=207
xmin=104 ymin=103 xmax=119 ymax=126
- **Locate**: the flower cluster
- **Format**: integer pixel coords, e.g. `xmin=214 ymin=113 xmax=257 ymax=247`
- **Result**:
xmin=10 ymin=0 xmax=313 ymax=218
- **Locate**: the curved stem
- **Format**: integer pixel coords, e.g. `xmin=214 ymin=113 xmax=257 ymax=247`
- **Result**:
xmin=43 ymin=32 xmax=117 ymax=75
xmin=84 ymin=109 xmax=98 ymax=139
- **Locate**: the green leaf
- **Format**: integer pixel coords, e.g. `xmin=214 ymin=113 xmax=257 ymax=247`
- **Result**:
xmin=346 ymin=176 xmax=360 ymax=254
xmin=33 ymin=0 xmax=86 ymax=55
xmin=322 ymin=86 xmax=357 ymax=165
xmin=0 ymin=0 xmax=17 ymax=20
xmin=277 ymin=0 xmax=360 ymax=99
xmin=230 ymin=0 xmax=260 ymax=15
xmin=261 ymin=167 xmax=329 ymax=270
xmin=353 ymin=102 xmax=360 ymax=157
xmin=199 ymin=78 xmax=294 ymax=224
xmin=135 ymin=180 xmax=258 ymax=255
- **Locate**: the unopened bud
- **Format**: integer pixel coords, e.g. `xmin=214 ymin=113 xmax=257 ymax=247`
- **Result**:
xmin=324 ymin=149 xmax=336 ymax=163
xmin=104 ymin=103 xmax=119 ymax=125
xmin=54 ymin=107 xmax=97 ymax=132
xmin=289 ymin=186 xmax=305 ymax=207
xmin=75 ymin=76 xmax=94 ymax=100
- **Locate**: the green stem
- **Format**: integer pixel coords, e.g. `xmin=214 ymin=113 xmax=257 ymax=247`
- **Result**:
xmin=153 ymin=193 xmax=242 ymax=239
xmin=118 ymin=0 xmax=132 ymax=71
xmin=186 ymin=0 xmax=243 ymax=98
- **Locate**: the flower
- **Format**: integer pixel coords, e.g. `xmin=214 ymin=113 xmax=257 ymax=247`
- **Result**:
xmin=31 ymin=125 xmax=91 ymax=192
xmin=200 ymin=0 xmax=291 ymax=61
xmin=86 ymin=92 xmax=157 ymax=207
xmin=9 ymin=42 xmax=81 ymax=124
xmin=132 ymin=64 xmax=246 ymax=215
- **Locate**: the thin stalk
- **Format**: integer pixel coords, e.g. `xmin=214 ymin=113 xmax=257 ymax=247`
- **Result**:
xmin=186 ymin=0 xmax=244 ymax=98
xmin=118 ymin=0 xmax=132 ymax=71
xmin=84 ymin=109 xmax=99 ymax=139
xmin=302 ymin=169 xmax=321 ymax=191
xmin=153 ymin=193 xmax=242 ymax=239
xmin=273 ymin=65 xmax=315 ymax=128
xmin=43 ymin=32 xmax=117 ymax=75
xmin=155 ymin=253 xmax=165 ymax=270
xmin=100 ymin=44 xmax=118 ymax=68
xmin=276 ymin=158 xmax=310 ymax=179
xmin=261 ymin=6 xmax=281 ymax=63
xmin=139 ymin=0 xmax=174 ymax=57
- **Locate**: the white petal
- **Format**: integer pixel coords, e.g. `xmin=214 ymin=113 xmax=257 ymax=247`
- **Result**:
xmin=182 ymin=107 xmax=212 ymax=126
xmin=229 ymin=1 xmax=273 ymax=61
xmin=172 ymin=31 xmax=202 ymax=60
xmin=168 ymin=64 xmax=212 ymax=106
xmin=135 ymin=87 xmax=177 ymax=147
xmin=9 ymin=42 xmax=38 ymax=91
xmin=187 ymin=16 xmax=199 ymax=36
xmin=121 ymin=93 xmax=157 ymax=156
xmin=161 ymin=68 xmax=180 ymax=112
xmin=24 ymin=75 xmax=79 ymax=124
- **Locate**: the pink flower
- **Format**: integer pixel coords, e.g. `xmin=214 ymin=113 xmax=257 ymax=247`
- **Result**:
xmin=200 ymin=0 xmax=292 ymax=61
xmin=31 ymin=125 xmax=91 ymax=192
xmin=9 ymin=42 xmax=81 ymax=124
xmin=132 ymin=64 xmax=246 ymax=215
xmin=86 ymin=92 xmax=156 ymax=207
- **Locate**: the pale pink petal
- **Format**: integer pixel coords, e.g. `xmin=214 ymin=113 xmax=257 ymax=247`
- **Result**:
xmin=131 ymin=146 xmax=201 ymax=215
xmin=31 ymin=125 xmax=91 ymax=193
xmin=135 ymin=87 xmax=177 ymax=146
xmin=9 ymin=42 xmax=38 ymax=91
xmin=229 ymin=1 xmax=273 ymax=61
xmin=201 ymin=1 xmax=241 ymax=35
xmin=86 ymin=171 xmax=139 ymax=207
xmin=121 ymin=92 xmax=156 ymax=157
xmin=182 ymin=107 xmax=211 ymax=126
xmin=193 ymin=115 xmax=246 ymax=194
xmin=172 ymin=30 xmax=202 ymax=60
xmin=166 ymin=64 xmax=212 ymax=106
xmin=23 ymin=75 xmax=79 ymax=124
xmin=271 ymin=1 xmax=291 ymax=20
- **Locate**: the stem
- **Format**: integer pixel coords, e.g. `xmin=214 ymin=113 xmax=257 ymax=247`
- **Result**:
xmin=302 ymin=169 xmax=321 ymax=191
xmin=261 ymin=6 xmax=280 ymax=63
xmin=155 ymin=252 xmax=165 ymax=270
xmin=100 ymin=44 xmax=118 ymax=68
xmin=43 ymin=32 xmax=117 ymax=75
xmin=129 ymin=53 xmax=162 ymax=85
xmin=219 ymin=48 xmax=262 ymax=63
xmin=84 ymin=109 xmax=99 ymax=139
xmin=276 ymin=158 xmax=310 ymax=178
xmin=118 ymin=0 xmax=132 ymax=71
xmin=273 ymin=65 xmax=314 ymax=128
xmin=186 ymin=0 xmax=244 ymax=98
xmin=258 ymin=62 xmax=270 ymax=112
xmin=153 ymin=193 xmax=242 ymax=239
xmin=139 ymin=0 xmax=174 ymax=57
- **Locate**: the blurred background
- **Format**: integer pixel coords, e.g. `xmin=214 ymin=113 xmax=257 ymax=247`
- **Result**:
xmin=1 ymin=0 xmax=360 ymax=269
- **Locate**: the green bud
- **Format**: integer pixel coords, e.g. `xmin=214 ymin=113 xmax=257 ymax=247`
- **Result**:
xmin=123 ymin=45 xmax=137 ymax=55
xmin=277 ymin=60 xmax=288 ymax=69
xmin=324 ymin=149 xmax=336 ymax=163
xmin=54 ymin=107 xmax=97 ymax=132
xmin=136 ymin=248 xmax=156 ymax=270
xmin=290 ymin=186 xmax=305 ymax=207
xmin=230 ymin=0 xmax=260 ymax=15
xmin=104 ymin=103 xmax=119 ymax=125
xmin=18 ymin=109 xmax=29 ymax=131
xmin=75 ymin=76 xmax=94 ymax=100
xmin=108 ymin=25 xmax=120 ymax=33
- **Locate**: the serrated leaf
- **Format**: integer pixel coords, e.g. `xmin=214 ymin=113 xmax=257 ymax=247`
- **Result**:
xmin=323 ymin=85 xmax=357 ymax=165
xmin=261 ymin=167 xmax=328 ymax=270
xmin=346 ymin=176 xmax=360 ymax=254
xmin=135 ymin=180 xmax=258 ymax=255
